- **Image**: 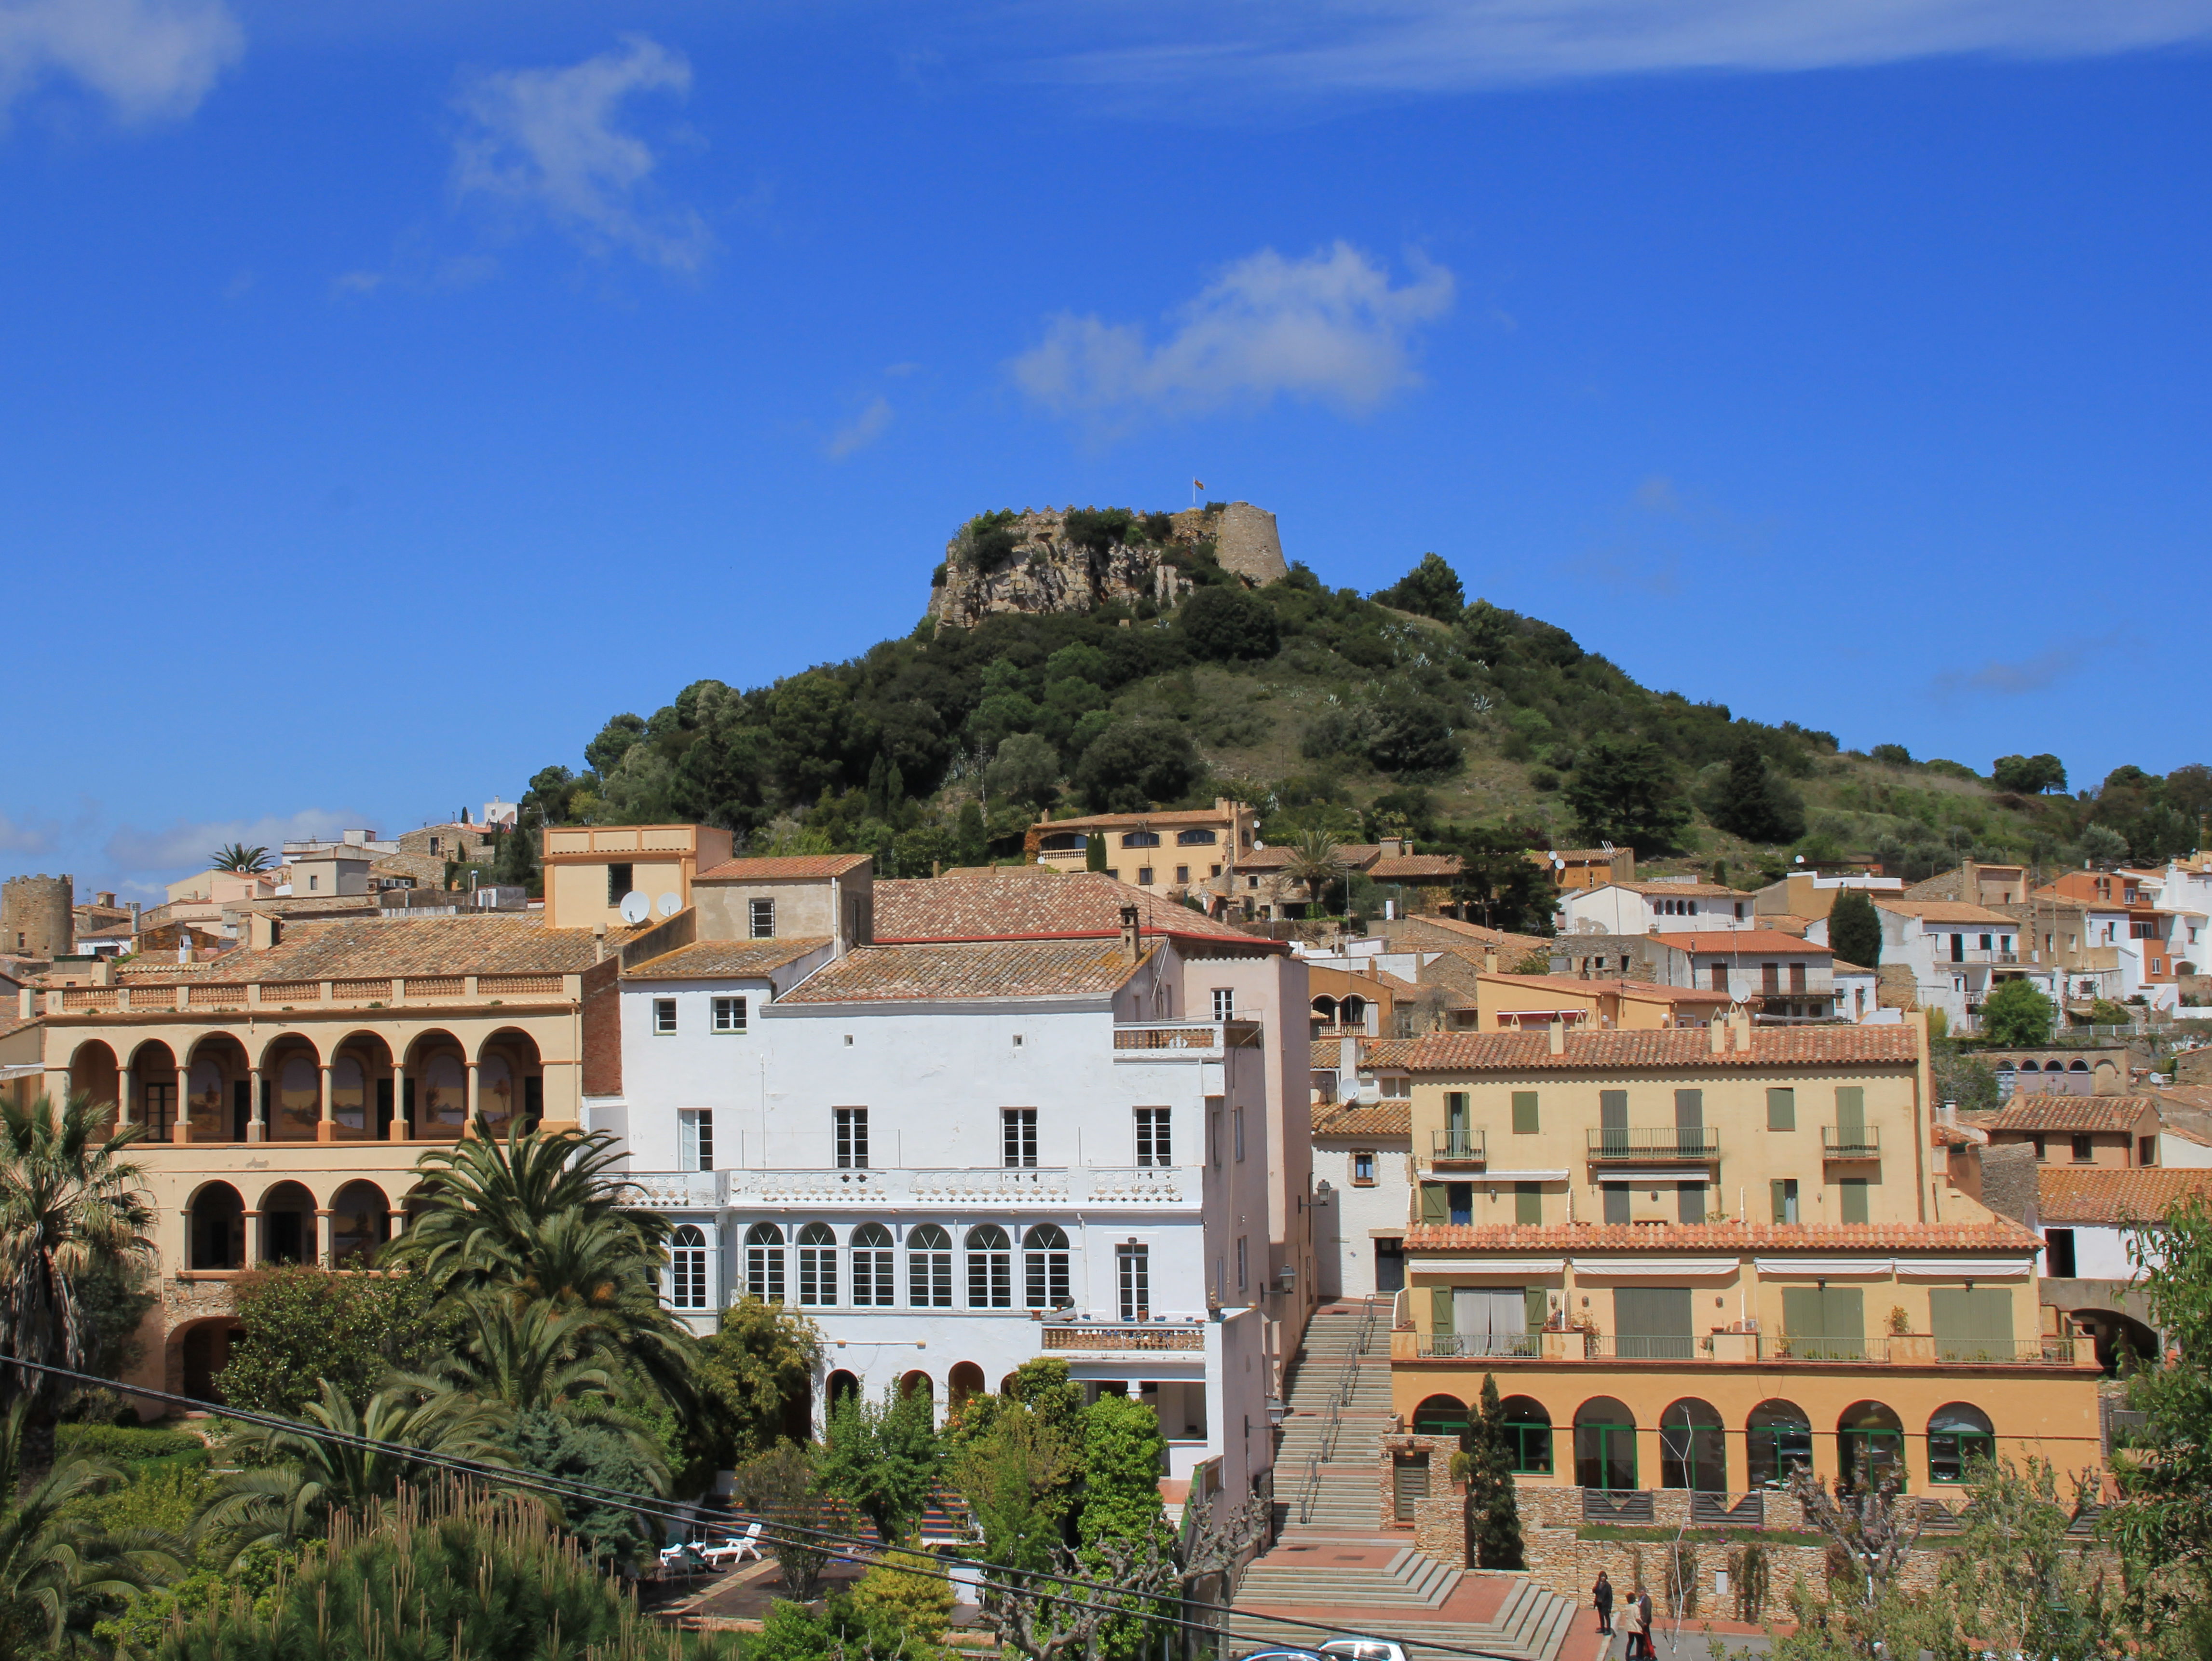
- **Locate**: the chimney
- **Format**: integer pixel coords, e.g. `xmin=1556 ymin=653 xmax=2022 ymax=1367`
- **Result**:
xmin=1547 ymin=1017 xmax=1566 ymax=1056
xmin=1710 ymin=1016 xmax=1726 ymax=1054
xmin=593 ymin=921 xmax=608 ymax=965
xmin=95 ymin=891 xmax=114 ymax=908
xmin=1941 ymin=1101 xmax=1956 ymax=1127
xmin=248 ymin=912 xmax=282 ymax=952
xmin=1338 ymin=1033 xmax=1359 ymax=1103
xmin=1119 ymin=904 xmax=1141 ymax=964
xmin=1732 ymin=1007 xmax=1753 ymax=1051
xmin=1483 ymin=950 xmax=1499 ymax=974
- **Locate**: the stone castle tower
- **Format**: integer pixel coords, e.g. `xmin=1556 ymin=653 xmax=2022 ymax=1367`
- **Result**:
xmin=2 ymin=874 xmax=73 ymax=958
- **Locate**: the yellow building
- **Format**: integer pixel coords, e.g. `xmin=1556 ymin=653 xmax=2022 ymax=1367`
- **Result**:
xmin=1472 ymin=972 xmax=1733 ymax=1032
xmin=1387 ymin=1016 xmax=2102 ymax=1495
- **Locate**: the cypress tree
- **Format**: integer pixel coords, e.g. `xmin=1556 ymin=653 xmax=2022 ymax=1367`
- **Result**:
xmin=1467 ymin=1374 xmax=1525 ymax=1569
xmin=1828 ymin=887 xmax=1882 ymax=967
xmin=1085 ymin=831 xmax=1108 ymax=873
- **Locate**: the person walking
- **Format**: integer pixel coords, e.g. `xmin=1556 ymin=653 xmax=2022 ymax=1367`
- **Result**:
xmin=1593 ymin=1570 xmax=1615 ymax=1638
xmin=1635 ymin=1585 xmax=1656 ymax=1660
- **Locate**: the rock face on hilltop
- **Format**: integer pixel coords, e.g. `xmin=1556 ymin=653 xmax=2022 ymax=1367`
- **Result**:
xmin=926 ymin=502 xmax=1287 ymax=627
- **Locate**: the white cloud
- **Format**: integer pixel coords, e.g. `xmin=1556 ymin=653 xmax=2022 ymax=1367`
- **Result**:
xmin=0 ymin=0 xmax=240 ymax=123
xmin=105 ymin=809 xmax=360 ymax=878
xmin=453 ymin=35 xmax=711 ymax=271
xmin=1012 ymin=242 xmax=1453 ymax=424
xmin=1930 ymin=634 xmax=2116 ymax=700
xmin=1042 ymin=0 xmax=2212 ymax=96
xmin=825 ymin=395 xmax=895 ymax=460
xmin=0 ymin=811 xmax=56 ymax=856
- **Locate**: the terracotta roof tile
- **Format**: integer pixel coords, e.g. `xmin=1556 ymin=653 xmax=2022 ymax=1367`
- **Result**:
xmin=1313 ymin=1103 xmax=1412 ymax=1137
xmin=1615 ymin=881 xmax=1740 ymax=898
xmin=1932 ymin=1123 xmax=1979 ymax=1148
xmin=1647 ymin=930 xmax=1833 ymax=956
xmin=874 ymin=870 xmax=1275 ymax=950
xmin=1405 ymin=1026 xmax=1919 ymax=1071
xmin=1405 ymin=1219 xmax=2042 ymax=1251
xmin=1306 ymin=1036 xmax=1419 ymax=1071
xmin=777 ymin=938 xmax=1144 ymax=1003
xmin=1480 ymin=972 xmax=1734 ymax=1004
xmin=623 ymin=938 xmax=833 ymax=980
xmin=694 ymin=854 xmax=871 ymax=880
xmin=2037 ymin=1167 xmax=2212 ymax=1226
xmin=194 ymin=913 xmax=635 ymax=982
xmin=1970 ymin=1095 xmax=2157 ymax=1134
xmin=1393 ymin=915 xmax=1552 ymax=961
xmin=1370 ymin=855 xmax=1464 ymax=881
xmin=1873 ymin=899 xmax=2020 ymax=925
xmin=1030 ymin=807 xmax=1243 ymax=831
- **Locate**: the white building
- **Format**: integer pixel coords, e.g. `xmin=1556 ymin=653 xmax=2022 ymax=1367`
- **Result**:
xmin=589 ymin=859 xmax=1313 ymax=1512
xmin=1557 ymin=880 xmax=1753 ymax=936
xmin=1846 ymin=899 xmax=2055 ymax=1035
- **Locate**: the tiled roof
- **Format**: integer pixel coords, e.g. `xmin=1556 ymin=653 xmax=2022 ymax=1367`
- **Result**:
xmin=776 ymin=938 xmax=1143 ymax=1003
xmin=1371 ymin=855 xmax=1464 ymax=881
xmin=2152 ymin=1085 xmax=2212 ymax=1116
xmin=1235 ymin=846 xmax=1298 ymax=871
xmin=192 ymin=913 xmax=638 ymax=982
xmin=623 ymin=938 xmax=833 ymax=980
xmin=1832 ymin=960 xmax=1875 ymax=974
xmin=1313 ymin=1103 xmax=1413 ymax=1138
xmin=1405 ymin=1026 xmax=1920 ymax=1071
xmin=1932 ymin=1123 xmax=1979 ymax=1148
xmin=1307 ymin=1036 xmax=1418 ymax=1071
xmin=2038 ymin=1167 xmax=2212 ymax=1226
xmin=874 ymin=870 xmax=1275 ymax=949
xmin=1970 ymin=1095 xmax=2157 ymax=1134
xmin=1396 ymin=915 xmax=1552 ymax=961
xmin=1614 ymin=882 xmax=1740 ymax=898
xmin=1031 ymin=807 xmax=1241 ymax=831
xmin=1647 ymin=930 xmax=1833 ymax=956
xmin=694 ymin=854 xmax=871 ymax=881
xmin=1405 ymin=1219 xmax=2042 ymax=1252
xmin=1873 ymin=899 xmax=2019 ymax=925
xmin=1479 ymin=972 xmax=1732 ymax=1004
xmin=1539 ymin=848 xmax=1628 ymax=863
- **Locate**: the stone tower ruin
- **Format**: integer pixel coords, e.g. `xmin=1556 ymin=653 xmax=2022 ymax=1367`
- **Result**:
xmin=1 ymin=874 xmax=73 ymax=959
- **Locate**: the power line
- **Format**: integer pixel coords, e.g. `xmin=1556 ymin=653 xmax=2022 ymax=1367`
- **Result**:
xmin=14 ymin=1359 xmax=1532 ymax=1661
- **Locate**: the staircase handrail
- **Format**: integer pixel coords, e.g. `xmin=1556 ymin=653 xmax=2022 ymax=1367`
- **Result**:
xmin=1296 ymin=1298 xmax=1380 ymax=1524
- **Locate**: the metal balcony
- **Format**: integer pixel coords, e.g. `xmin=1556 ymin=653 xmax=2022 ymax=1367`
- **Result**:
xmin=1429 ymin=1128 xmax=1486 ymax=1165
xmin=1822 ymin=1126 xmax=1881 ymax=1158
xmin=1585 ymin=1128 xmax=1721 ymax=1162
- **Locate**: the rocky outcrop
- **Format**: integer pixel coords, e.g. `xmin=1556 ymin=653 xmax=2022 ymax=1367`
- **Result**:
xmin=926 ymin=502 xmax=1285 ymax=627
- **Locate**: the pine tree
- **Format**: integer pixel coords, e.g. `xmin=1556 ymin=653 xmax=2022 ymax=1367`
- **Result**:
xmin=1710 ymin=733 xmax=1805 ymax=845
xmin=1828 ymin=888 xmax=1882 ymax=968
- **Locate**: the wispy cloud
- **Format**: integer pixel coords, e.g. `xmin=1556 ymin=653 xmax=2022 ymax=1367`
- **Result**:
xmin=1035 ymin=0 xmax=2212 ymax=99
xmin=453 ymin=35 xmax=710 ymax=271
xmin=0 ymin=811 xmax=57 ymax=857
xmin=105 ymin=809 xmax=360 ymax=877
xmin=1930 ymin=634 xmax=2114 ymax=700
xmin=1012 ymin=242 xmax=1452 ymax=427
xmin=0 ymin=0 xmax=241 ymax=124
xmin=1561 ymin=472 xmax=1776 ymax=595
xmin=825 ymin=395 xmax=895 ymax=460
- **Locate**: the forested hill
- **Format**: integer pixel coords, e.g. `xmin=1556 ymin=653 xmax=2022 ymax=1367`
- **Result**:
xmin=502 ymin=528 xmax=2207 ymax=930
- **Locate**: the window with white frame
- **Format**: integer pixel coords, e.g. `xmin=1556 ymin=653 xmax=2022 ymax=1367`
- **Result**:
xmin=797 ymin=1223 xmax=838 ymax=1306
xmin=908 ymin=1224 xmax=952 ymax=1307
xmin=835 ymin=1107 xmax=869 ymax=1170
xmin=1211 ymin=987 xmax=1235 ymax=1021
xmin=712 ymin=996 xmax=747 ymax=1034
xmin=1116 ymin=1242 xmax=1150 ymax=1321
xmin=744 ymin=1222 xmax=785 ymax=1302
xmin=749 ymin=898 xmax=776 ymax=939
xmin=667 ymin=1223 xmax=712 ymax=1310
xmin=1024 ymin=1224 xmax=1071 ymax=1308
xmin=850 ymin=1223 xmax=895 ymax=1306
xmin=1134 ymin=1107 xmax=1171 ymax=1167
xmin=679 ymin=1109 xmax=714 ymax=1172
xmin=653 ymin=999 xmax=677 ymax=1036
xmin=965 ymin=1224 xmax=1012 ymax=1308
xmin=1003 ymin=1107 xmax=1038 ymax=1168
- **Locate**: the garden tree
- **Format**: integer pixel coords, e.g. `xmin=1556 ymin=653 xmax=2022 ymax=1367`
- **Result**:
xmin=209 ymin=843 xmax=271 ymax=873
xmin=1827 ymin=888 xmax=1883 ymax=968
xmin=1707 ymin=732 xmax=1806 ymax=844
xmin=1282 ymin=829 xmax=1350 ymax=916
xmin=983 ymin=733 xmax=1062 ymax=808
xmin=947 ymin=1399 xmax=1075 ymax=1590
xmin=1364 ymin=689 xmax=1461 ymax=777
xmin=845 ymin=1544 xmax=955 ymax=1648
xmin=1076 ymin=1394 xmax=1175 ymax=1659
xmin=213 ymin=1266 xmax=455 ymax=1419
xmin=1178 ymin=585 xmax=1280 ymax=663
xmin=732 ymin=1444 xmax=830 ymax=1601
xmin=503 ymin=1409 xmax=663 ymax=1569
xmin=693 ymin=1297 xmax=823 ymax=1470
xmin=2079 ymin=823 xmax=2132 ymax=868
xmin=1446 ymin=827 xmax=1556 ymax=937
xmin=1564 ymin=736 xmax=1690 ymax=851
xmin=1992 ymin=753 xmax=2069 ymax=795
xmin=1374 ymin=553 xmax=1465 ymax=622
xmin=1929 ymin=1048 xmax=1998 ymax=1114
xmin=2112 ymin=1191 xmax=2212 ymax=1628
xmin=0 ymin=1093 xmax=155 ymax=1467
xmin=1979 ymin=977 xmax=2055 ymax=1046
xmin=1072 ymin=722 xmax=1202 ymax=814
xmin=163 ymin=1484 xmax=742 ymax=1661
xmin=814 ymin=1387 xmax=940 ymax=1543
xmin=489 ymin=817 xmax=539 ymax=893
xmin=1449 ymin=1375 xmax=1523 ymax=1570
xmin=1930 ymin=1458 xmax=2108 ymax=1661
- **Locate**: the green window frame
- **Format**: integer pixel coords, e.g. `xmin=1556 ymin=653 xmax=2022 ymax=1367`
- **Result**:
xmin=1511 ymin=1090 xmax=1540 ymax=1135
xmin=1839 ymin=1176 xmax=1870 ymax=1225
xmin=1514 ymin=1181 xmax=1542 ymax=1226
xmin=1767 ymin=1088 xmax=1796 ymax=1131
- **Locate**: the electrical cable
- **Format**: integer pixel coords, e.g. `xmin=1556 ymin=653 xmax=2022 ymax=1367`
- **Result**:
xmin=13 ymin=1357 xmax=1535 ymax=1661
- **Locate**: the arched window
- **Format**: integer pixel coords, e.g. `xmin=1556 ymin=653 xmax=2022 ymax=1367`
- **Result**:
xmin=745 ymin=1222 xmax=786 ymax=1303
xmin=1659 ymin=1398 xmax=1726 ymax=1492
xmin=189 ymin=1184 xmax=244 ymax=1271
xmin=1498 ymin=1396 xmax=1553 ymax=1475
xmin=1023 ymin=1223 xmax=1071 ymax=1309
xmin=966 ymin=1225 xmax=1012 ymax=1308
xmin=1342 ymin=995 xmax=1368 ymax=1028
xmin=797 ymin=1223 xmax=838 ymax=1307
xmin=909 ymin=1224 xmax=952 ymax=1308
xmin=1312 ymin=996 xmax=1339 ymax=1022
xmin=827 ymin=1369 xmax=861 ymax=1412
xmin=1574 ymin=1397 xmax=1637 ymax=1491
xmin=1745 ymin=1399 xmax=1813 ymax=1488
xmin=851 ymin=1223 xmax=895 ymax=1306
xmin=1411 ymin=1394 xmax=1472 ymax=1448
xmin=1122 ymin=831 xmax=1160 ymax=848
xmin=329 ymin=1180 xmax=390 ymax=1266
xmin=1927 ymin=1403 xmax=1995 ymax=1484
xmin=1176 ymin=829 xmax=1217 ymax=846
xmin=1838 ymin=1401 xmax=1906 ymax=1490
xmin=669 ymin=1224 xmax=711 ymax=1311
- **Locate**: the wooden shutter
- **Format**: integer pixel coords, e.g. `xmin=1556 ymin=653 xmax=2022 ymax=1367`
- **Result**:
xmin=1511 ymin=1090 xmax=1540 ymax=1134
xmin=1677 ymin=1182 xmax=1707 ymax=1224
xmin=1674 ymin=1089 xmax=1703 ymax=1128
xmin=1515 ymin=1181 xmax=1542 ymax=1225
xmin=1602 ymin=1183 xmax=1630 ymax=1225
xmin=1771 ymin=1180 xmax=1791 ymax=1223
xmin=1600 ymin=1089 xmax=1628 ymax=1130
xmin=1835 ymin=1086 xmax=1866 ymax=1137
xmin=1930 ymin=1288 xmax=2012 ymax=1358
xmin=1421 ymin=1183 xmax=1448 ymax=1225
xmin=1767 ymin=1088 xmax=1796 ymax=1131
xmin=1430 ymin=1286 xmax=1454 ymax=1334
xmin=1526 ymin=1287 xmax=1549 ymax=1332
xmin=1781 ymin=1286 xmax=1824 ymax=1339
xmin=1839 ymin=1177 xmax=1870 ymax=1224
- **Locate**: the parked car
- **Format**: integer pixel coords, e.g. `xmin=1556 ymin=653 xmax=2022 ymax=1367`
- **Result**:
xmin=1321 ymin=1640 xmax=1410 ymax=1661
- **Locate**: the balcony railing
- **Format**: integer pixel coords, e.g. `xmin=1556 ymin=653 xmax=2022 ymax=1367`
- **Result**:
xmin=1822 ymin=1126 xmax=1881 ymax=1158
xmin=1398 ymin=1330 xmax=2092 ymax=1367
xmin=1429 ymin=1129 xmax=1485 ymax=1164
xmin=1112 ymin=1020 xmax=1260 ymax=1058
xmin=1040 ymin=1323 xmax=1205 ymax=1353
xmin=1585 ymin=1128 xmax=1721 ymax=1162
xmin=1414 ymin=1332 xmax=1538 ymax=1359
xmin=662 ymin=1165 xmax=1196 ymax=1210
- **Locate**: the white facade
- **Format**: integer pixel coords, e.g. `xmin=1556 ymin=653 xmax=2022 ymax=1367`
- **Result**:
xmin=1312 ymin=1136 xmax=1411 ymax=1299
xmin=2043 ymin=1221 xmax=2135 ymax=1280
xmin=593 ymin=938 xmax=1293 ymax=1509
xmin=1558 ymin=883 xmax=1753 ymax=936
xmin=1865 ymin=904 xmax=2055 ymax=1034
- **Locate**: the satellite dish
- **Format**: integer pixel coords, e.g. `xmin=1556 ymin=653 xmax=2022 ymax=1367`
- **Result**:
xmin=619 ymin=891 xmax=650 ymax=925
xmin=655 ymin=892 xmax=681 ymax=917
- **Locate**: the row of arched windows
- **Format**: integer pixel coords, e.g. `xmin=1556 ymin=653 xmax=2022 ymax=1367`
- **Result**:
xmin=678 ymin=1222 xmax=1076 ymax=1314
xmin=1410 ymin=1393 xmax=1998 ymax=1491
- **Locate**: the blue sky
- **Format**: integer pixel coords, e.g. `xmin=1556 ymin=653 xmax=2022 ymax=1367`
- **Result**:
xmin=4 ymin=0 xmax=2209 ymax=898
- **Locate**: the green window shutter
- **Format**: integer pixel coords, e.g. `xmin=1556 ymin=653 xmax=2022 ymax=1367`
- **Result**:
xmin=1600 ymin=1089 xmax=1628 ymax=1129
xmin=1930 ymin=1288 xmax=2012 ymax=1356
xmin=1515 ymin=1181 xmax=1542 ymax=1225
xmin=1835 ymin=1086 xmax=1866 ymax=1137
xmin=1526 ymin=1287 xmax=1549 ymax=1332
xmin=1767 ymin=1088 xmax=1796 ymax=1131
xmin=1839 ymin=1176 xmax=1870 ymax=1224
xmin=1824 ymin=1288 xmax=1864 ymax=1339
xmin=1431 ymin=1286 xmax=1454 ymax=1334
xmin=1674 ymin=1089 xmax=1704 ymax=1128
xmin=1677 ymin=1182 xmax=1707 ymax=1225
xmin=1602 ymin=1183 xmax=1631 ymax=1225
xmin=1782 ymin=1286 xmax=1823 ymax=1339
xmin=1420 ymin=1183 xmax=1448 ymax=1225
xmin=1511 ymin=1090 xmax=1540 ymax=1135
xmin=1771 ymin=1180 xmax=1789 ymax=1223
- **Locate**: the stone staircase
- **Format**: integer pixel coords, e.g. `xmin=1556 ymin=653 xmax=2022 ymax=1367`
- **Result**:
xmin=1232 ymin=1570 xmax=1578 ymax=1660
xmin=1273 ymin=1299 xmax=1399 ymax=1536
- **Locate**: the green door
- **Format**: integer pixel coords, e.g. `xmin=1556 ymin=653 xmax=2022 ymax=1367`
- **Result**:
xmin=1674 ymin=1089 xmax=1705 ymax=1156
xmin=1930 ymin=1288 xmax=2014 ymax=1362
xmin=1600 ymin=1089 xmax=1629 ymax=1156
xmin=1835 ymin=1087 xmax=1868 ymax=1156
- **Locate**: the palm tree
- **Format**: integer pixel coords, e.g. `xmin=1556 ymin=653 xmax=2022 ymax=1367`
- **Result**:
xmin=0 ymin=1095 xmax=152 ymax=1467
xmin=209 ymin=843 xmax=271 ymax=873
xmin=1282 ymin=828 xmax=1350 ymax=918
xmin=408 ymin=1297 xmax=629 ymax=1423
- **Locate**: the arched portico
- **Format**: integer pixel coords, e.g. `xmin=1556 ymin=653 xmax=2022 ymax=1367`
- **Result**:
xmin=473 ymin=1028 xmax=545 ymax=1136
xmin=124 ymin=1039 xmax=181 ymax=1142
xmin=68 ymin=1041 xmax=119 ymax=1115
xmin=187 ymin=1181 xmax=246 ymax=1269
